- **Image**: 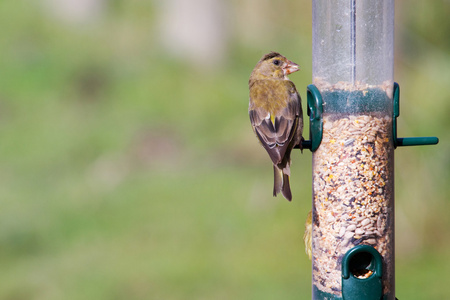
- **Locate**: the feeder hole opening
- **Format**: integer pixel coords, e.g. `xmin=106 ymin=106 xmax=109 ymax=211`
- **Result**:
xmin=349 ymin=251 xmax=374 ymax=279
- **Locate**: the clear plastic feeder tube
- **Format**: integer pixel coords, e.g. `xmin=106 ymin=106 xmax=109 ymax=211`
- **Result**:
xmin=311 ymin=0 xmax=395 ymax=298
xmin=313 ymin=0 xmax=394 ymax=88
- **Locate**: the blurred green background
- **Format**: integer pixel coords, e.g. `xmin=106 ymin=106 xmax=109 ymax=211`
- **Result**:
xmin=0 ymin=0 xmax=449 ymax=299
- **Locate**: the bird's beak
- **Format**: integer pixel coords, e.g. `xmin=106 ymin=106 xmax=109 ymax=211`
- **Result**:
xmin=283 ymin=61 xmax=300 ymax=75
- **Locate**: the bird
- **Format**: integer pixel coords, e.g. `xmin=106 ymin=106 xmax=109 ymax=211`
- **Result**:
xmin=303 ymin=210 xmax=312 ymax=260
xmin=248 ymin=51 xmax=303 ymax=201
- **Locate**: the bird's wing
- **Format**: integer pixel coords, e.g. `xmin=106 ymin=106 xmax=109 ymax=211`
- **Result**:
xmin=249 ymin=81 xmax=301 ymax=166
xmin=249 ymin=107 xmax=282 ymax=164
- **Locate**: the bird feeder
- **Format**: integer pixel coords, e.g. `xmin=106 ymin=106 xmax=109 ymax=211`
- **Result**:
xmin=303 ymin=1 xmax=439 ymax=299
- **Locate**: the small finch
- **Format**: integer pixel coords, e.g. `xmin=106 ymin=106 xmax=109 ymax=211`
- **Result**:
xmin=248 ymin=52 xmax=303 ymax=201
xmin=303 ymin=210 xmax=312 ymax=260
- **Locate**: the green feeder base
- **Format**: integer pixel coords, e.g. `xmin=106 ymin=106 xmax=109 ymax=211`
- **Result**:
xmin=313 ymin=286 xmax=394 ymax=300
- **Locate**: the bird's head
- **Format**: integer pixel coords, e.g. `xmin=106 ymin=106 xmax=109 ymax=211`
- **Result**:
xmin=250 ymin=52 xmax=300 ymax=81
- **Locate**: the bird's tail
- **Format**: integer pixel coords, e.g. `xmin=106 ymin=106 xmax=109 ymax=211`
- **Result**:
xmin=273 ymin=165 xmax=292 ymax=201
xmin=303 ymin=210 xmax=312 ymax=260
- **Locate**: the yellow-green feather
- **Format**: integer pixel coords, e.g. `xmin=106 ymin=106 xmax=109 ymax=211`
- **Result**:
xmin=249 ymin=79 xmax=292 ymax=115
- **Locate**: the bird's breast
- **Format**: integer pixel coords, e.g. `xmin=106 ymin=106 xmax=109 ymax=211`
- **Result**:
xmin=249 ymin=79 xmax=290 ymax=114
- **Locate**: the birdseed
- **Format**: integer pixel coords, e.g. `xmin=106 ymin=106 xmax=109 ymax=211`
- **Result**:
xmin=312 ymin=111 xmax=394 ymax=296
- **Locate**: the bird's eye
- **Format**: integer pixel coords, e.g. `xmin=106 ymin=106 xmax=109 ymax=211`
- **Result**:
xmin=273 ymin=59 xmax=280 ymax=66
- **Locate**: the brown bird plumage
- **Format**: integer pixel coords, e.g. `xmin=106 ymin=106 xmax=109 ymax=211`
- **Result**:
xmin=248 ymin=52 xmax=303 ymax=200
